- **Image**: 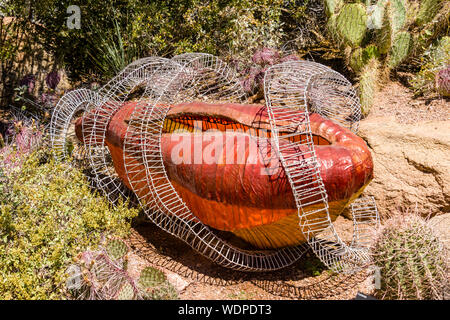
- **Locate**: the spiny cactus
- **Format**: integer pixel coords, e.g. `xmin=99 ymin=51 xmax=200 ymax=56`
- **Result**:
xmin=435 ymin=65 xmax=450 ymax=97
xmin=335 ymin=3 xmax=367 ymax=47
xmin=359 ymin=58 xmax=381 ymax=116
xmin=410 ymin=36 xmax=449 ymax=96
xmin=240 ymin=47 xmax=300 ymax=99
xmin=105 ymin=238 xmax=129 ymax=260
xmin=370 ymin=212 xmax=449 ymax=300
xmin=389 ymin=0 xmax=407 ymax=34
xmin=325 ymin=0 xmax=446 ymax=115
xmin=67 ymin=239 xmax=178 ymax=300
xmin=416 ymin=0 xmax=443 ymax=26
xmin=139 ymin=266 xmax=166 ymax=288
xmin=138 ymin=267 xmax=178 ymax=300
xmin=388 ymin=31 xmax=412 ymax=68
xmin=349 ymin=45 xmax=380 ymax=73
xmin=324 ymin=0 xmax=343 ymax=17
xmin=367 ymin=0 xmax=386 ymax=30
xmin=116 ymin=282 xmax=136 ymax=300
xmin=377 ymin=2 xmax=393 ymax=54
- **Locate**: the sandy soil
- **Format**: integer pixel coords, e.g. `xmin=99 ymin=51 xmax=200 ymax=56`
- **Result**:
xmin=367 ymin=81 xmax=449 ymax=123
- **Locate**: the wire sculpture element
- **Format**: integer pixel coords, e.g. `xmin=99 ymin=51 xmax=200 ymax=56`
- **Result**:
xmin=50 ymin=54 xmax=378 ymax=273
xmin=264 ymin=60 xmax=377 ymax=272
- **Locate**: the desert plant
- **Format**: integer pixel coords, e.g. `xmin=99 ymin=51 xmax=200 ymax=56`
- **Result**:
xmin=370 ymin=212 xmax=449 ymax=300
xmin=0 ymin=146 xmax=138 ymax=299
xmin=324 ymin=0 xmax=448 ymax=115
xmin=410 ymin=36 xmax=450 ymax=96
xmin=435 ymin=65 xmax=449 ymax=97
xmin=239 ymin=47 xmax=300 ymax=100
xmin=68 ymin=238 xmax=178 ymax=300
xmin=359 ymin=58 xmax=381 ymax=115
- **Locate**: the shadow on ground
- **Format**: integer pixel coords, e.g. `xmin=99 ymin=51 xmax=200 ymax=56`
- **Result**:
xmin=127 ymin=221 xmax=369 ymax=300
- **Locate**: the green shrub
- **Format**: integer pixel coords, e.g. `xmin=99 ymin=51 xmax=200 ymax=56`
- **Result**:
xmin=0 ymin=147 xmax=138 ymax=299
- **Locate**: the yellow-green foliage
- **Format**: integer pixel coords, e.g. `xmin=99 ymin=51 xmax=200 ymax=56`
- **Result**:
xmin=0 ymin=149 xmax=138 ymax=299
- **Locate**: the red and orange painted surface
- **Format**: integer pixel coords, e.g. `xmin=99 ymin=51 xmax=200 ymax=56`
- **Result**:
xmin=75 ymin=101 xmax=373 ymax=249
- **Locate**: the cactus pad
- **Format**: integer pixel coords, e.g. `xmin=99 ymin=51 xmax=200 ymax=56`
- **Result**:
xmin=350 ymin=45 xmax=380 ymax=72
xmin=359 ymin=58 xmax=380 ymax=115
xmin=105 ymin=238 xmax=128 ymax=260
xmin=388 ymin=31 xmax=411 ymax=68
xmin=389 ymin=0 xmax=407 ymax=34
xmin=138 ymin=266 xmax=166 ymax=288
xmin=116 ymin=282 xmax=135 ymax=300
xmin=325 ymin=0 xmax=343 ymax=17
xmin=336 ymin=3 xmax=368 ymax=47
xmin=367 ymin=0 xmax=387 ymax=30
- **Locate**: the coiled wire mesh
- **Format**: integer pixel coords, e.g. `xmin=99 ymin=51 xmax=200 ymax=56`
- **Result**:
xmin=51 ymin=54 xmax=378 ymax=273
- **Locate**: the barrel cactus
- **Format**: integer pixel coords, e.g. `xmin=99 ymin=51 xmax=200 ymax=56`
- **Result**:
xmin=370 ymin=212 xmax=448 ymax=300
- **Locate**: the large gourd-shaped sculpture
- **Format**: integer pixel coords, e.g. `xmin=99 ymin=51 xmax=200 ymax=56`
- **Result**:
xmin=51 ymin=54 xmax=379 ymax=272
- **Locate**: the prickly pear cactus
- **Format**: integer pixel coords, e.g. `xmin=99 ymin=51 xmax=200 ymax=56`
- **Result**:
xmin=336 ymin=3 xmax=367 ymax=46
xmin=388 ymin=31 xmax=412 ymax=68
xmin=139 ymin=266 xmax=166 ymax=289
xmin=416 ymin=0 xmax=443 ymax=26
xmin=325 ymin=0 xmax=446 ymax=115
xmin=377 ymin=2 xmax=393 ymax=54
xmin=105 ymin=238 xmax=129 ymax=260
xmin=389 ymin=0 xmax=407 ymax=34
xmin=116 ymin=282 xmax=136 ymax=300
xmin=359 ymin=58 xmax=380 ymax=116
xmin=350 ymin=45 xmax=380 ymax=73
xmin=324 ymin=0 xmax=344 ymax=17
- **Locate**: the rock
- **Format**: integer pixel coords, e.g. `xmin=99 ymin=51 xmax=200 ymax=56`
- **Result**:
xmin=429 ymin=213 xmax=450 ymax=250
xmin=166 ymin=272 xmax=190 ymax=292
xmin=357 ymin=116 xmax=450 ymax=219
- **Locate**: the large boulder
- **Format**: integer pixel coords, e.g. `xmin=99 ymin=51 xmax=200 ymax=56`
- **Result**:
xmin=357 ymin=116 xmax=450 ymax=219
